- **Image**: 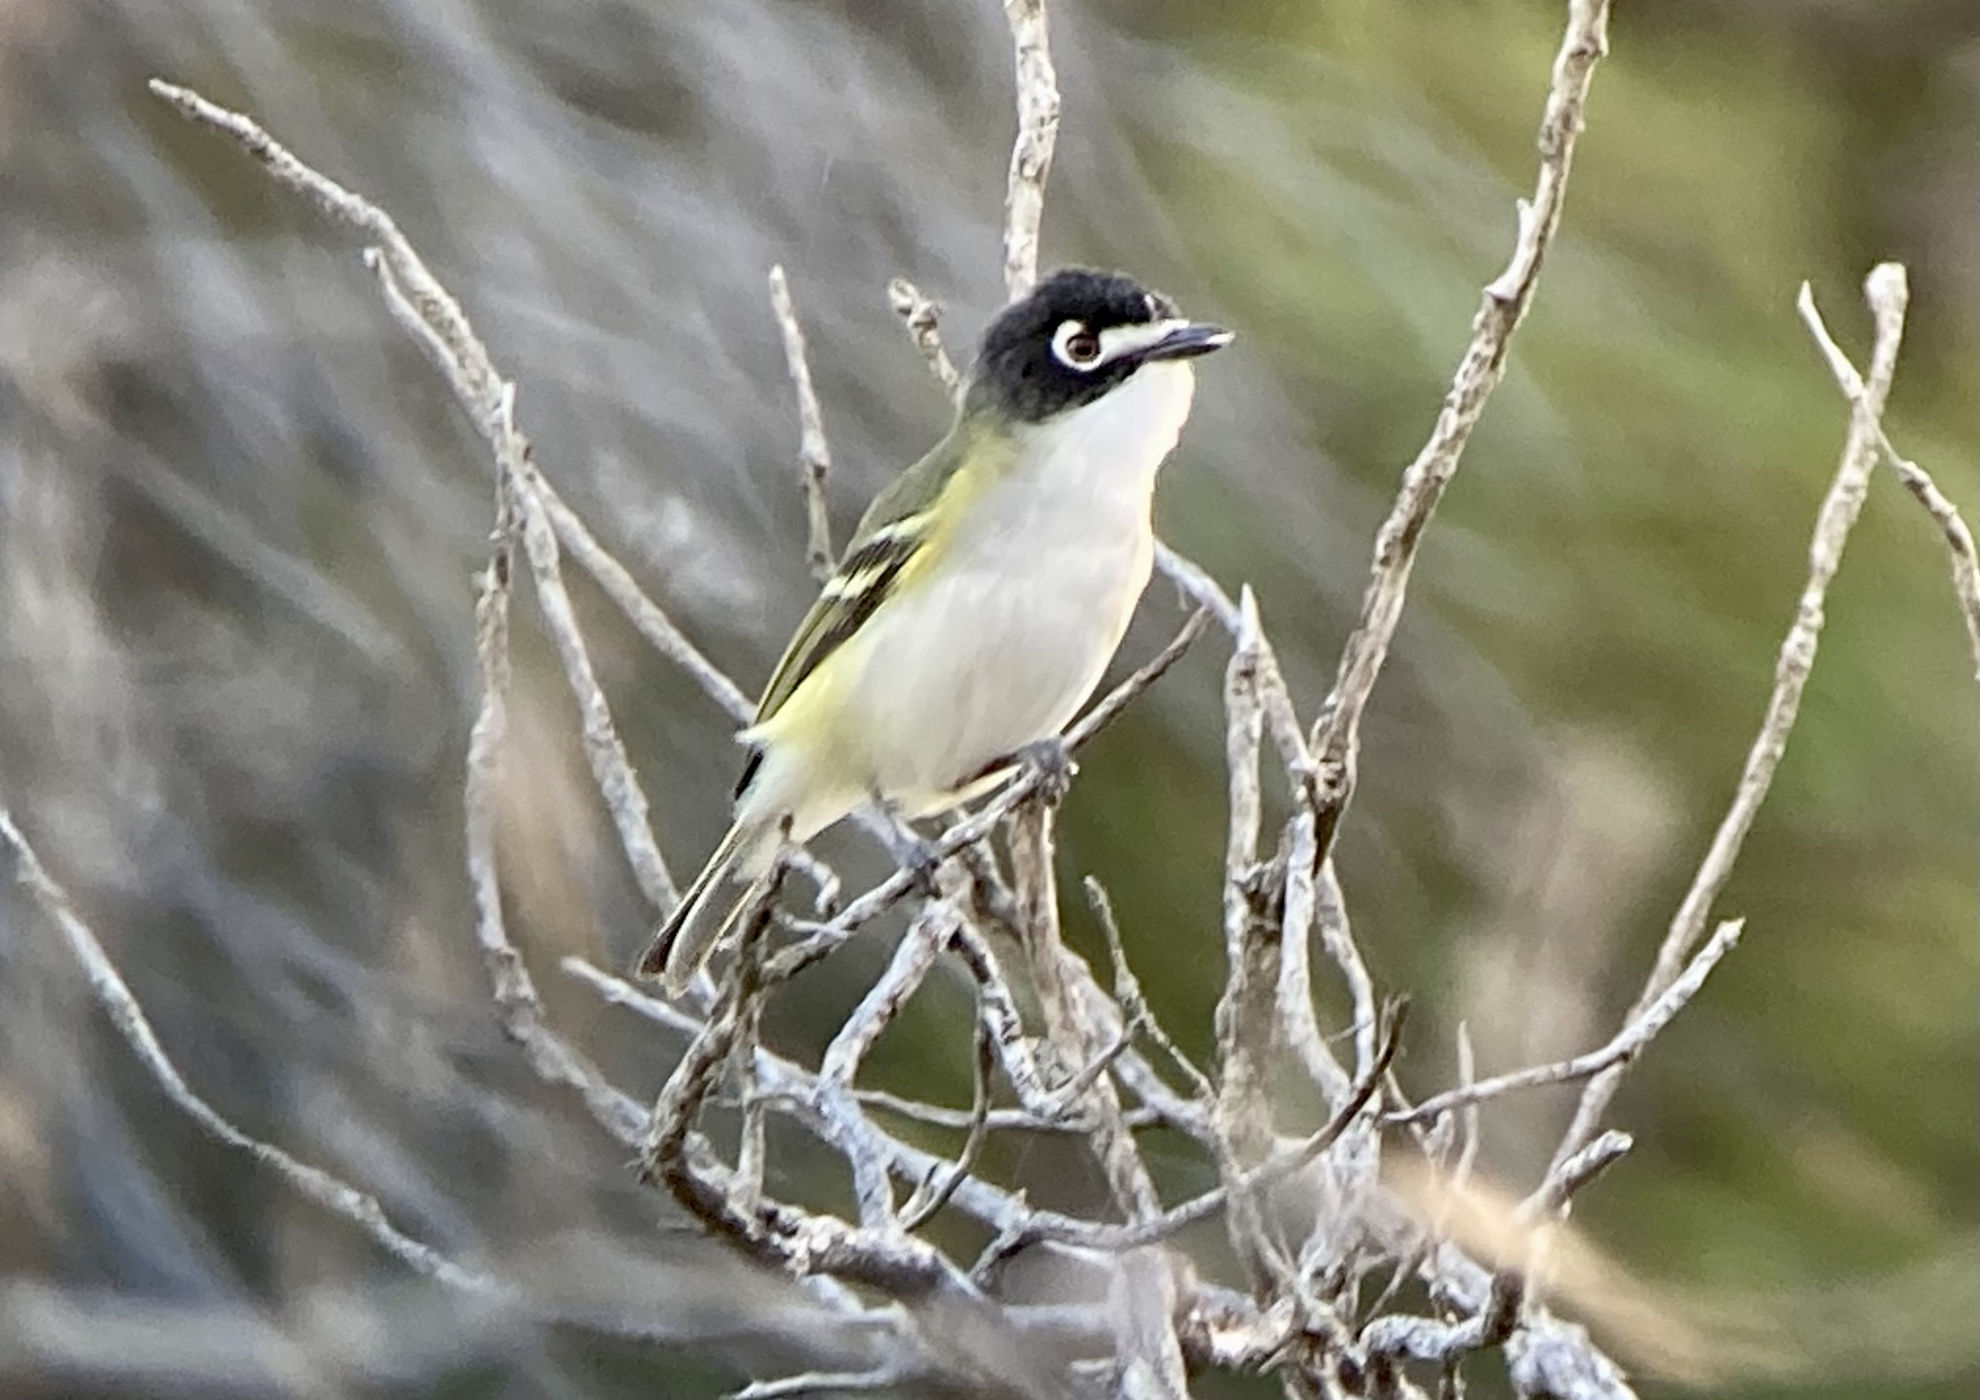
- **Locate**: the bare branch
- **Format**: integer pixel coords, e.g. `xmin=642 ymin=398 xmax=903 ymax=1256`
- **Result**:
xmin=1391 ymin=918 xmax=1742 ymax=1125
xmin=728 ymin=1368 xmax=901 ymax=1400
xmin=818 ymin=903 xmax=966 ymax=1228
xmin=1010 ymin=1002 xmax=1406 ymax=1256
xmin=999 ymin=0 xmax=1060 ymax=299
xmin=1316 ymin=856 xmax=1379 ymax=1081
xmin=1080 ymin=606 xmax=1212 ymax=738
xmin=1521 ymin=1130 xmax=1632 ymax=1222
xmin=515 ymin=471 xmax=681 ymax=908
xmin=819 ymin=903 xmax=957 ymax=1091
xmin=857 ymin=1090 xmax=1156 ymax=1134
xmin=1798 ymin=279 xmax=1980 ymax=677
xmin=1552 ymin=263 xmax=1910 ymax=1173
xmin=1212 ymin=588 xmax=1285 ymax=1283
xmin=1010 ymin=797 xmax=1161 ymax=1221
xmin=944 ymin=916 xmax=1071 ymax=1118
xmin=1306 ymin=0 xmax=1612 ymax=865
xmin=565 ymin=953 xmax=1048 ymax=1237
xmin=1274 ymin=811 xmax=1354 ymax=1105
xmin=887 ymin=277 xmax=963 ymax=397
xmin=1084 ymin=875 xmax=1214 ymax=1102
xmin=1360 ymin=1135 xmax=1629 ymax=1367
xmin=1 ymin=810 xmax=499 ymax=1297
xmin=1453 ymin=1022 xmax=1481 ymax=1192
xmin=769 ymin=265 xmax=837 ymax=579
xmin=365 ymin=249 xmax=680 ymax=914
xmin=160 ymin=80 xmax=777 ymax=922
xmin=899 ymin=1016 xmax=996 ymax=1233
xmin=535 ymin=483 xmax=754 ymax=722
xmin=147 ymin=80 xmax=499 ymax=411
xmin=455 ymin=408 xmax=654 ymax=1149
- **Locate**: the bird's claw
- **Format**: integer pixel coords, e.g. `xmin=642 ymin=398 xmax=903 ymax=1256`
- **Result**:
xmin=1014 ymin=736 xmax=1077 ymax=805
xmin=876 ymin=814 xmax=944 ymax=892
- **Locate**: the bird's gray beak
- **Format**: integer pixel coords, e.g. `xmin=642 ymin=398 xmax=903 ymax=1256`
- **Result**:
xmin=1137 ymin=321 xmax=1234 ymax=363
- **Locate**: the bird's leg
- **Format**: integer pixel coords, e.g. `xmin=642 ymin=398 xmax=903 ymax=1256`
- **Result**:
xmin=1010 ymin=735 xmax=1077 ymax=806
xmin=871 ymin=794 xmax=943 ymax=890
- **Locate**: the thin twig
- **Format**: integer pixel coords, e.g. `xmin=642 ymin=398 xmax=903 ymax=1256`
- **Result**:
xmin=728 ymin=1368 xmax=902 ymax=1400
xmin=161 ymin=78 xmax=688 ymax=918
xmin=456 ymin=415 xmax=653 ymax=1149
xmin=1552 ymin=264 xmax=1909 ymax=1174
xmin=999 ymin=0 xmax=1060 ymax=299
xmin=1390 ymin=918 xmax=1742 ymax=1125
xmin=769 ymin=265 xmax=837 ymax=579
xmin=1006 ymin=1002 xmax=1406 ymax=1257
xmin=1797 ymin=281 xmax=1980 ymax=677
xmin=887 ymin=277 xmax=963 ymax=398
xmin=943 ymin=915 xmax=1084 ymax=1120
xmin=817 ymin=903 xmax=966 ymax=1227
xmin=1305 ymin=0 xmax=1612 ymax=868
xmin=136 ymin=94 xmax=744 ymax=1330
xmin=1520 ymin=1130 xmax=1631 ymax=1223
xmin=1009 ymin=795 xmax=1161 ymax=1222
xmin=511 ymin=468 xmax=680 ymax=908
xmin=371 ymin=251 xmax=680 ymax=916
xmin=900 ymin=1015 xmax=996 ymax=1233
xmin=1 ymin=810 xmax=499 ymax=1297
xmin=565 ymin=953 xmax=1048 ymax=1234
xmin=1452 ymin=1023 xmax=1480 ymax=1194
xmin=1360 ymin=1133 xmax=1629 ymax=1366
xmin=819 ymin=903 xmax=957 ymax=1091
xmin=643 ymin=872 xmax=783 ymax=1191
xmin=1084 ymin=875 xmax=1214 ymax=1102
xmin=534 ymin=485 xmax=754 ymax=721
xmin=856 ymin=1089 xmax=1156 ymax=1134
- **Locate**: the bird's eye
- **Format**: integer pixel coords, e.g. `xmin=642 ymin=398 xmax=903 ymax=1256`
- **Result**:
xmin=1052 ymin=321 xmax=1103 ymax=370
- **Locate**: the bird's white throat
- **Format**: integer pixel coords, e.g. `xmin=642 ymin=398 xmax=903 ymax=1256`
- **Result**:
xmin=1021 ymin=359 xmax=1197 ymax=510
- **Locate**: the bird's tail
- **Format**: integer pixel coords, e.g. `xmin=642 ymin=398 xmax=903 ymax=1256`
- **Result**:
xmin=635 ymin=818 xmax=774 ymax=993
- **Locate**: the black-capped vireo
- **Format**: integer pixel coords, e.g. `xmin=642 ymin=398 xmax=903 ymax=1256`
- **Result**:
xmin=638 ymin=267 xmax=1230 ymax=990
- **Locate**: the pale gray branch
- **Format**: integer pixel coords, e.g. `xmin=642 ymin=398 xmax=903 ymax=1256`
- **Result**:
xmin=999 ymin=0 xmax=1060 ymax=299
xmin=887 ymin=277 xmax=963 ymax=397
xmin=1552 ymin=263 xmax=1910 ymax=1174
xmin=1798 ymin=279 xmax=1980 ymax=677
xmin=1306 ymin=0 xmax=1611 ymax=866
xmin=1392 ymin=918 xmax=1743 ymax=1125
xmin=769 ymin=265 xmax=837 ymax=579
xmin=1 ymin=809 xmax=499 ymax=1298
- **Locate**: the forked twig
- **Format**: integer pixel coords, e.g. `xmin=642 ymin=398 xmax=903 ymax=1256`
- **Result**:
xmin=1552 ymin=264 xmax=1911 ymax=1173
xmin=1797 ymin=281 xmax=1980 ymax=676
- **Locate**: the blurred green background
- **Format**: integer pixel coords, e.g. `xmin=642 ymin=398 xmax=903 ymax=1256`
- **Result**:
xmin=0 ymin=0 xmax=1972 ymax=1396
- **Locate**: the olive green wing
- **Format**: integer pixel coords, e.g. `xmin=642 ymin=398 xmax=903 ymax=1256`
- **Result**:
xmin=747 ymin=423 xmax=975 ymax=730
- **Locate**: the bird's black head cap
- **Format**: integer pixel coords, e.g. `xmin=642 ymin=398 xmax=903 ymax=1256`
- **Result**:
xmin=965 ymin=268 xmax=1222 ymax=423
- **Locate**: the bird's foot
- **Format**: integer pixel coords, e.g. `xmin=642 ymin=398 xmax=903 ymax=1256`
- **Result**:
xmin=875 ymin=806 xmax=944 ymax=891
xmin=1012 ymin=736 xmax=1077 ymax=806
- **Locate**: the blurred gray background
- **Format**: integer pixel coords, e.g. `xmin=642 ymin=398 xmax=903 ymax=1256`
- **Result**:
xmin=0 ymin=0 xmax=1973 ymax=1396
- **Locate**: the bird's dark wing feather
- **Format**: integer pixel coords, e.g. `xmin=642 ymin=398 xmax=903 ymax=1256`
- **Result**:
xmin=744 ymin=422 xmax=990 ymax=754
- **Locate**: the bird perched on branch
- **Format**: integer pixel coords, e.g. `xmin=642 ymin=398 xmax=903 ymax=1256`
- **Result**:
xmin=637 ymin=268 xmax=1230 ymax=992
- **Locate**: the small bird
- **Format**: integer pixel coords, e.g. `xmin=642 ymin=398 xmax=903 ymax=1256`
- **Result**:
xmin=637 ymin=267 xmax=1230 ymax=991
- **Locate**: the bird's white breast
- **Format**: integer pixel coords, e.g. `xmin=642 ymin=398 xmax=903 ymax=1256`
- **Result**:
xmin=836 ymin=360 xmax=1198 ymax=809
